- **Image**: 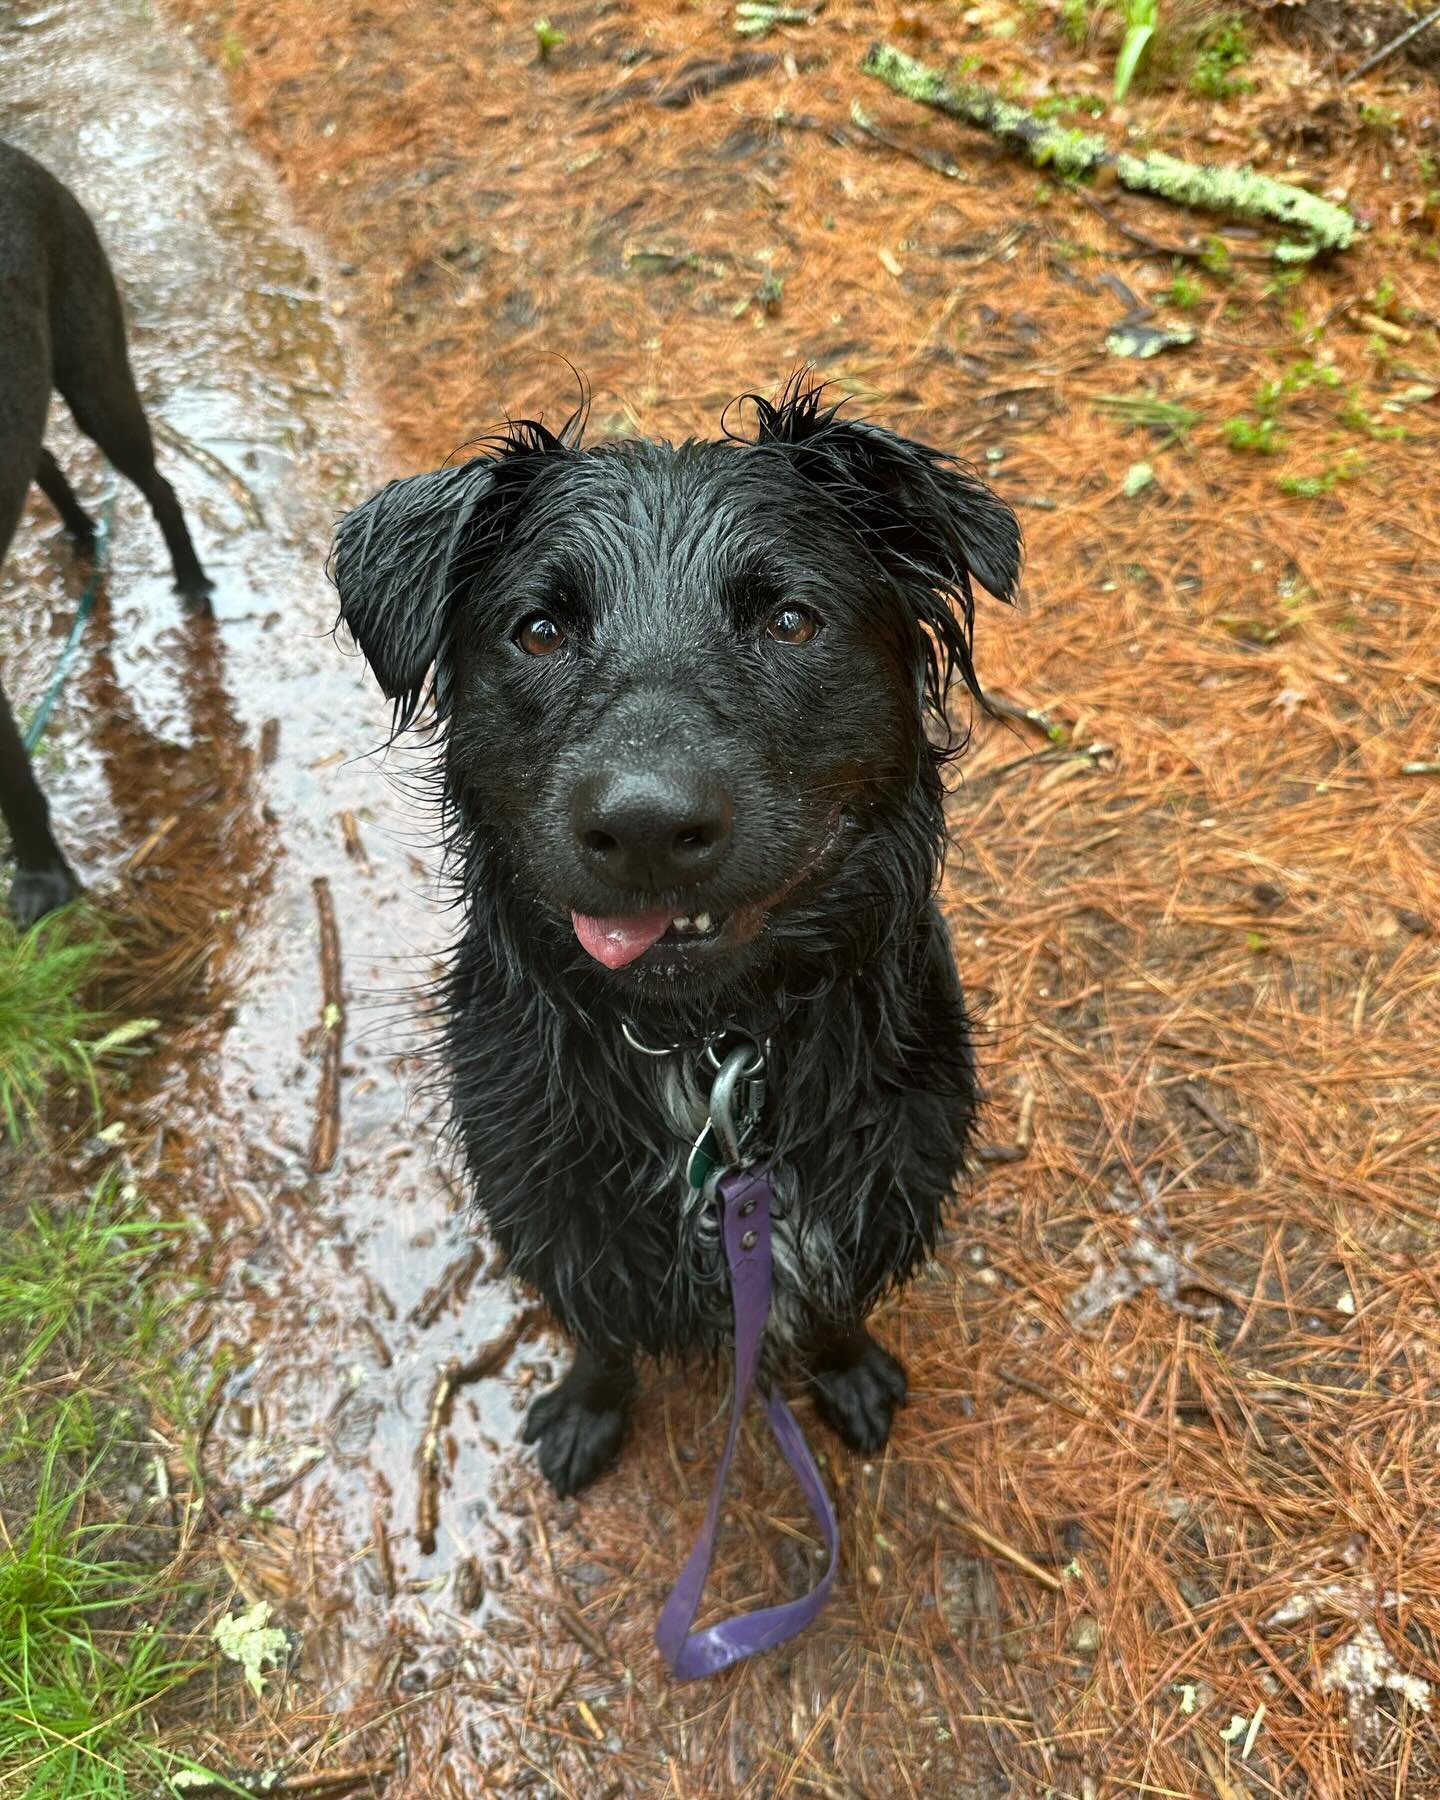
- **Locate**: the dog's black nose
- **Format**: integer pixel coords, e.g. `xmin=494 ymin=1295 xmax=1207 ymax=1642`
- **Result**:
xmin=570 ymin=769 xmax=733 ymax=892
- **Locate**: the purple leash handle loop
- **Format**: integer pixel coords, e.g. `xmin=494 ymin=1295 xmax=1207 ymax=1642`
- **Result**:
xmin=654 ymin=1163 xmax=840 ymax=1680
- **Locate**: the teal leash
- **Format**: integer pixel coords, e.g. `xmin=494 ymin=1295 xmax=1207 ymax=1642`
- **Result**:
xmin=22 ymin=482 xmax=118 ymax=754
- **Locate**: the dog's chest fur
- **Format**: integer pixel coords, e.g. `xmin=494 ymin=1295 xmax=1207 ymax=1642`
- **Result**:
xmin=448 ymin=903 xmax=978 ymax=1364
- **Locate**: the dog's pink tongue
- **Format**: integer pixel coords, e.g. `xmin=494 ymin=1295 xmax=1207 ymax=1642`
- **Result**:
xmin=571 ymin=910 xmax=673 ymax=970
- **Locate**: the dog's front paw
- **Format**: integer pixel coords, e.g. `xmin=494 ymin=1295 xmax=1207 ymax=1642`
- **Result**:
xmin=522 ymin=1377 xmax=630 ymax=1497
xmin=812 ymin=1336 xmax=908 ymax=1455
xmin=7 ymin=861 xmax=81 ymax=928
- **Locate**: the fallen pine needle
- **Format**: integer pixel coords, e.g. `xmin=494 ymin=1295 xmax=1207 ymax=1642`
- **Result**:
xmin=940 ymin=1502 xmax=1063 ymax=1591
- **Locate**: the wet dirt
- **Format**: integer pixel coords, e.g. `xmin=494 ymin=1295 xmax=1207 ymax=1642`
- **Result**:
xmin=2 ymin=0 xmax=532 ymax=1737
xmin=8 ymin=0 xmax=1440 ymax=1794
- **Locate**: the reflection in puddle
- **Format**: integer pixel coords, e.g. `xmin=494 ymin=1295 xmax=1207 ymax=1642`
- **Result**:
xmin=2 ymin=0 xmax=529 ymax=1733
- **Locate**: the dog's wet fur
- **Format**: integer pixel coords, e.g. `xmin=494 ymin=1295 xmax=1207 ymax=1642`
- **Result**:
xmin=334 ymin=384 xmax=1020 ymax=1496
xmin=0 ymin=139 xmax=210 ymax=926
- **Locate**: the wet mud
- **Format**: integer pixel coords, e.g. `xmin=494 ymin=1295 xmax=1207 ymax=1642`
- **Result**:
xmin=3 ymin=0 xmax=532 ymax=1746
xmin=6 ymin=0 xmax=1440 ymax=1793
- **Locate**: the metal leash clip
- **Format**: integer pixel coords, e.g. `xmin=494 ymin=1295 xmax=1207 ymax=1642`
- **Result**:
xmin=686 ymin=1035 xmax=766 ymax=1193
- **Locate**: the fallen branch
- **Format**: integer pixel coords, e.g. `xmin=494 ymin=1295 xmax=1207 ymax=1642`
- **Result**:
xmin=159 ymin=1756 xmax=394 ymax=1797
xmin=861 ymin=42 xmax=1356 ymax=264
xmin=307 ymin=875 xmax=344 ymax=1174
xmin=1343 ymin=2 xmax=1440 ymax=83
xmin=152 ymin=417 xmax=266 ymax=528
xmin=416 ymin=1307 xmax=540 ymax=1553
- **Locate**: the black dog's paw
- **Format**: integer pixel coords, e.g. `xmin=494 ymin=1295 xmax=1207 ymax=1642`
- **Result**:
xmin=175 ymin=572 xmax=215 ymax=618
xmin=812 ymin=1337 xmax=908 ymax=1455
xmin=522 ymin=1379 xmax=629 ymax=1497
xmin=7 ymin=862 xmax=81 ymax=929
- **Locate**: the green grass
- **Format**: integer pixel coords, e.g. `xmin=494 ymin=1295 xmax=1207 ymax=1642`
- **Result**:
xmin=0 ymin=911 xmax=159 ymax=1137
xmin=0 ymin=913 xmax=107 ymax=1134
xmin=1223 ymin=414 xmax=1284 ymax=454
xmin=1093 ymin=392 xmax=1202 ymax=448
xmin=0 ymin=1412 xmax=206 ymax=1798
xmin=0 ymin=1184 xmax=224 ymax=1798
xmin=1190 ymin=14 xmax=1251 ymax=100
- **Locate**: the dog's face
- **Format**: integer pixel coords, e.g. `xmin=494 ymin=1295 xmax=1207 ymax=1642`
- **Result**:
xmin=334 ymin=388 xmax=1020 ymax=1000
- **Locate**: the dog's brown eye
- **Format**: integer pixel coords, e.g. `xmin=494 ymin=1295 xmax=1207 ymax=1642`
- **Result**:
xmin=516 ymin=614 xmax=567 ymax=657
xmin=765 ymin=605 xmax=820 ymax=646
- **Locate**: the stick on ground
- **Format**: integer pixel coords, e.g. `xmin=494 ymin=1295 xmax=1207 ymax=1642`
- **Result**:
xmin=416 ymin=1307 xmax=540 ymax=1554
xmin=307 ymin=875 xmax=344 ymax=1174
xmin=861 ymin=42 xmax=1357 ymax=264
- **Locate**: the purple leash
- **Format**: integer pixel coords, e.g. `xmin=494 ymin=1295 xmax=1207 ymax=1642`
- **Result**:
xmin=651 ymin=1037 xmax=840 ymax=1680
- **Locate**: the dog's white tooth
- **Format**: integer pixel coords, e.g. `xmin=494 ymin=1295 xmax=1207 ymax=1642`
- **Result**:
xmin=694 ymin=912 xmax=713 ymax=933
xmin=672 ymin=915 xmax=692 ymax=931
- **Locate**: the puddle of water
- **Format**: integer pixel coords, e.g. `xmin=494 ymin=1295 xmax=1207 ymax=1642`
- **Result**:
xmin=2 ymin=0 xmax=528 ymax=1710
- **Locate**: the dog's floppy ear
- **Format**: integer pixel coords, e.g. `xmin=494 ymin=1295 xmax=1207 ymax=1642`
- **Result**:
xmin=331 ymin=460 xmax=498 ymax=730
xmin=331 ymin=418 xmax=578 ymax=732
xmin=743 ymin=381 xmax=1022 ymax=707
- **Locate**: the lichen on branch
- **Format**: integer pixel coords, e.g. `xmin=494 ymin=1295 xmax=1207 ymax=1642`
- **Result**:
xmin=861 ymin=42 xmax=1356 ymax=262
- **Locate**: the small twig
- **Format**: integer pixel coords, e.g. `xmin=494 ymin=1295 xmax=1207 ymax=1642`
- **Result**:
xmin=125 ymin=813 xmax=180 ymax=872
xmin=156 ymin=1756 xmax=395 ymax=1797
xmin=408 ymin=1241 xmax=489 ymax=1329
xmin=1074 ymin=185 xmax=1271 ymax=265
xmin=338 ymin=809 xmax=371 ymax=873
xmin=307 ymin=875 xmax=344 ymax=1175
xmin=996 ymin=1365 xmax=1094 ymax=1423
xmin=1358 ymin=310 xmax=1412 ymax=344
xmin=1181 ymin=1081 xmax=1236 ymax=1138
xmin=416 ymin=1308 xmax=540 ymax=1552
xmin=372 ymin=1499 xmax=396 ymax=1600
xmin=984 ymin=694 xmax=1063 ymax=739
xmin=938 ymin=1496 xmax=1064 ymax=1592
xmin=416 ymin=1364 xmax=457 ymax=1557
xmin=849 ymin=99 xmax=966 ymax=181
xmin=453 ymin=1304 xmax=540 ymax=1384
xmin=974 ymin=1088 xmax=1036 ymax=1172
xmin=1343 ymin=2 xmax=1440 ymax=82
xmin=1195 ymin=1736 xmax=1253 ymax=1800
xmin=863 ymin=42 xmax=1356 ymax=261
xmin=271 ymin=1762 xmax=396 ymax=1795
xmin=555 ymin=1600 xmax=611 ymax=1663
xmin=151 ymin=417 xmax=266 ymax=527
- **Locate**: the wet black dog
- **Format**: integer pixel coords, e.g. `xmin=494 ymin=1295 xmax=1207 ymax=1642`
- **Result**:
xmin=334 ymin=384 xmax=1020 ymax=1496
xmin=0 ymin=139 xmax=210 ymax=926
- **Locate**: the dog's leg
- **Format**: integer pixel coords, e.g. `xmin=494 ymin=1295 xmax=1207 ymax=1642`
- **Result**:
xmin=54 ymin=276 xmax=211 ymax=613
xmin=0 ymin=679 xmax=81 ymax=926
xmin=521 ymin=1343 xmax=636 ymax=1497
xmin=805 ymin=1321 xmax=907 ymax=1455
xmin=34 ymin=448 xmax=96 ymax=555
xmin=64 ymin=383 xmax=211 ymax=612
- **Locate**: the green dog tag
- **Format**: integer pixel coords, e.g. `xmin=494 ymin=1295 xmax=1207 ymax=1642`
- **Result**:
xmin=686 ymin=1121 xmax=720 ymax=1191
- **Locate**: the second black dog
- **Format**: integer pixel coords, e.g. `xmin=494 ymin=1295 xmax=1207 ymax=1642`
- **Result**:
xmin=334 ymin=383 xmax=1020 ymax=1496
xmin=0 ymin=139 xmax=210 ymax=926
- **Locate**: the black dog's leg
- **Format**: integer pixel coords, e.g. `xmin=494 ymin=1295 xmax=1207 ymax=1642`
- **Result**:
xmin=0 ymin=679 xmax=81 ymax=926
xmin=34 ymin=448 xmax=96 ymax=555
xmin=65 ymin=383 xmax=211 ymax=612
xmin=522 ymin=1343 xmax=636 ymax=1497
xmin=806 ymin=1321 xmax=907 ymax=1455
xmin=54 ymin=270 xmax=211 ymax=613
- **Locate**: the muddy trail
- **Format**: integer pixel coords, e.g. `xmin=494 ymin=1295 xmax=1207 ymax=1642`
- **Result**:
xmin=1 ymin=0 xmax=536 ymax=1773
xmin=6 ymin=0 xmax=1440 ymax=1795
